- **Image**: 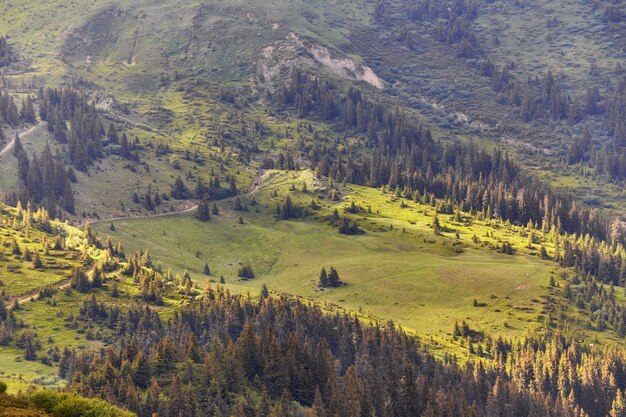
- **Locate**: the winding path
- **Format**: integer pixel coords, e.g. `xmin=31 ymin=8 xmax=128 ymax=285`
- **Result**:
xmin=85 ymin=202 xmax=200 ymax=227
xmin=7 ymin=261 xmax=102 ymax=309
xmin=0 ymin=122 xmax=44 ymax=159
xmin=0 ymin=122 xmax=269 ymax=306
xmin=84 ymin=170 xmax=268 ymax=228
xmin=7 ymin=173 xmax=269 ymax=308
xmin=8 ymin=279 xmax=72 ymax=310
xmin=0 ymin=136 xmax=15 ymax=158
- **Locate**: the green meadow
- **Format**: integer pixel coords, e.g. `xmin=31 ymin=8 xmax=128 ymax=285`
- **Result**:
xmin=93 ymin=170 xmax=565 ymax=343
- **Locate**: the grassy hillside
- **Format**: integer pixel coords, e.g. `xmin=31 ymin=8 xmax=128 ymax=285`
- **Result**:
xmin=2 ymin=0 xmax=625 ymax=216
xmin=1 ymin=0 xmax=626 ymax=391
xmin=0 ymin=202 xmax=198 ymax=393
xmin=93 ymin=169 xmax=623 ymax=356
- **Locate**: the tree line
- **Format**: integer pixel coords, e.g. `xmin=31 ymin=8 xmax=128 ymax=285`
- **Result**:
xmin=62 ymin=285 xmax=621 ymax=417
xmin=5 ymin=138 xmax=75 ymax=216
xmin=269 ymin=70 xmax=609 ymax=243
xmin=0 ymin=36 xmax=14 ymax=68
xmin=38 ymin=86 xmax=105 ymax=171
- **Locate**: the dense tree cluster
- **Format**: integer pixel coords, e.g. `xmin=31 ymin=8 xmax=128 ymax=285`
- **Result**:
xmin=0 ymin=88 xmax=19 ymax=128
xmin=38 ymin=87 xmax=105 ymax=171
xmin=271 ymin=71 xmax=607 ymax=242
xmin=59 ymin=286 xmax=626 ymax=417
xmin=483 ymin=66 xmax=572 ymax=122
xmin=319 ymin=266 xmax=342 ymax=288
xmin=121 ymin=251 xmax=166 ymax=304
xmin=276 ymin=196 xmax=307 ymax=220
xmin=196 ymin=200 xmax=211 ymax=222
xmin=338 ymin=217 xmax=362 ymax=235
xmin=0 ymin=36 xmax=14 ymax=68
xmin=70 ymin=267 xmax=92 ymax=293
xmin=193 ymin=175 xmax=237 ymax=200
xmin=261 ymin=151 xmax=297 ymax=170
xmin=6 ymin=141 xmax=75 ymax=216
xmin=560 ymin=233 xmax=626 ymax=285
xmin=237 ymin=264 xmax=255 ymax=279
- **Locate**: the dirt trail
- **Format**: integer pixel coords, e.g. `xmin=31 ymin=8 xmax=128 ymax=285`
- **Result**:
xmin=4 ymin=170 xmax=268 ymax=311
xmin=84 ymin=170 xmax=268 ymax=228
xmin=0 ymin=121 xmax=44 ymax=158
xmin=85 ymin=201 xmax=200 ymax=228
xmin=8 ymin=279 xmax=72 ymax=309
xmin=0 ymin=137 xmax=15 ymax=158
xmin=7 ymin=263 xmax=97 ymax=309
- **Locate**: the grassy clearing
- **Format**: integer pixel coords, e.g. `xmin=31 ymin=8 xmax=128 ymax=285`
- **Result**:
xmin=93 ymin=170 xmax=563 ymax=343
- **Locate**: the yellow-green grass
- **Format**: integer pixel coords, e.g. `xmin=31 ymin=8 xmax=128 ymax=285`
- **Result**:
xmin=0 ymin=216 xmax=86 ymax=297
xmin=93 ymin=170 xmax=562 ymax=343
xmin=0 ymin=290 xmax=104 ymax=392
xmin=0 ymin=257 xmax=71 ymax=297
xmin=0 ymin=271 xmax=187 ymax=392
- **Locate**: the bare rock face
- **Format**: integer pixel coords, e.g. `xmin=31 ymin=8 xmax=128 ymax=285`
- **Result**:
xmin=255 ymin=33 xmax=385 ymax=94
xmin=95 ymin=94 xmax=128 ymax=114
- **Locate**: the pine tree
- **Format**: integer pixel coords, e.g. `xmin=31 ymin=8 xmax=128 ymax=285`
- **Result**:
xmin=328 ymin=266 xmax=341 ymax=287
xmin=32 ymin=252 xmax=43 ymax=269
xmin=611 ymin=390 xmax=626 ymax=417
xmin=111 ymin=281 xmax=119 ymax=298
xmin=0 ymin=298 xmax=7 ymax=321
xmin=260 ymin=284 xmax=269 ymax=299
xmin=71 ymin=267 xmax=90 ymax=293
xmin=92 ymin=267 xmax=103 ymax=288
xmin=171 ymin=176 xmax=189 ymax=199
xmin=132 ymin=351 xmax=151 ymax=389
xmin=432 ymin=214 xmax=442 ymax=235
xmin=319 ymin=267 xmax=329 ymax=288
xmin=13 ymin=133 xmax=22 ymax=157
xmin=196 ymin=200 xmax=211 ymax=222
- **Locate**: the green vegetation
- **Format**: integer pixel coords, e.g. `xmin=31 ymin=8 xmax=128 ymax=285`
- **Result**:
xmin=0 ymin=202 xmax=195 ymax=392
xmin=3 ymin=0 xmax=626 ymax=415
xmin=91 ymin=170 xmax=608 ymax=349
xmin=0 ymin=389 xmax=134 ymax=416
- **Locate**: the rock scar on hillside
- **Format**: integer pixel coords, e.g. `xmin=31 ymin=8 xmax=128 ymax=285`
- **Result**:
xmin=255 ymin=33 xmax=385 ymax=92
xmin=289 ymin=33 xmax=384 ymax=89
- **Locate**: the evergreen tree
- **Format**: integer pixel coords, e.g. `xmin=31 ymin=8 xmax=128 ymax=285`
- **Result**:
xmin=32 ymin=252 xmax=43 ymax=269
xmin=319 ymin=267 xmax=329 ymax=288
xmin=328 ymin=266 xmax=341 ymax=287
xmin=260 ymin=284 xmax=269 ymax=299
xmin=196 ymin=200 xmax=211 ymax=222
